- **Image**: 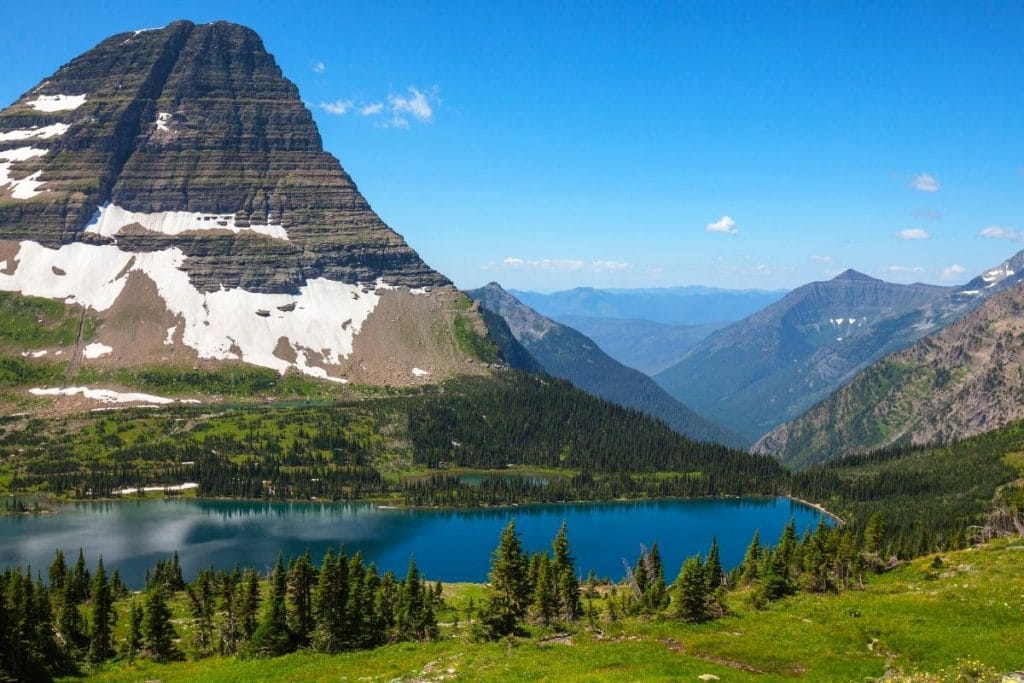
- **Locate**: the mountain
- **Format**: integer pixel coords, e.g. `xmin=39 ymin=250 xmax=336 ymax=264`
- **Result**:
xmin=468 ymin=283 xmax=741 ymax=446
xmin=654 ymin=270 xmax=951 ymax=442
xmin=0 ymin=21 xmax=492 ymax=408
xmin=509 ymin=286 xmax=787 ymax=325
xmin=754 ymin=281 xmax=1024 ymax=468
xmin=552 ymin=315 xmax=726 ymax=375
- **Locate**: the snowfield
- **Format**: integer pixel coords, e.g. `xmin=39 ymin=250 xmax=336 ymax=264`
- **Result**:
xmin=27 ymin=94 xmax=86 ymax=112
xmin=1 ymin=239 xmax=395 ymax=381
xmin=85 ymin=202 xmax=290 ymax=241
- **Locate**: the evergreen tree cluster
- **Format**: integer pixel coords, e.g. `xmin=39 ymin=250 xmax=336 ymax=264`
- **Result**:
xmin=0 ymin=547 xmax=440 ymax=681
xmin=474 ymin=520 xmax=582 ymax=639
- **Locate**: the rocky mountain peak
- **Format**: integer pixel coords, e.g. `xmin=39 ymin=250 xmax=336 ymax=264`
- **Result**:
xmin=0 ymin=21 xmax=486 ymax=396
xmin=831 ymin=268 xmax=879 ymax=282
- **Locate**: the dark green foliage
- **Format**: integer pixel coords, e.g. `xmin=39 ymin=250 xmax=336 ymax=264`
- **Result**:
xmin=250 ymin=555 xmax=292 ymax=657
xmin=124 ymin=600 xmax=143 ymax=658
xmin=142 ymin=586 xmax=179 ymax=662
xmin=287 ymin=551 xmax=317 ymax=647
xmin=476 ymin=520 xmax=531 ymax=639
xmin=670 ymin=555 xmax=708 ymax=622
xmin=88 ymin=557 xmax=114 ymax=662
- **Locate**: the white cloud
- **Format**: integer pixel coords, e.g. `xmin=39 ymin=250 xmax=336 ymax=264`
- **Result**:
xmin=706 ymin=215 xmax=738 ymax=234
xmin=896 ymin=228 xmax=930 ymax=240
xmin=312 ymin=61 xmax=325 ymax=74
xmin=942 ymin=264 xmax=966 ymax=280
xmin=390 ymin=87 xmax=435 ymax=122
xmin=591 ymin=260 xmax=631 ymax=271
xmin=909 ymin=173 xmax=939 ymax=192
xmin=318 ymin=100 xmax=352 ymax=115
xmin=979 ymin=225 xmax=1024 ymax=241
xmin=810 ymin=254 xmax=834 ymax=263
xmin=884 ymin=265 xmax=925 ymax=273
xmin=502 ymin=257 xmax=525 ymax=267
xmin=359 ymin=102 xmax=384 ymax=116
xmin=913 ymin=208 xmax=942 ymax=221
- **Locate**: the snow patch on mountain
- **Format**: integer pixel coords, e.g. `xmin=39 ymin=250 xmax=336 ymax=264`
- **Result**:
xmin=84 ymin=202 xmax=290 ymax=241
xmin=30 ymin=386 xmax=175 ymax=404
xmin=0 ymin=123 xmax=70 ymax=141
xmin=0 ymin=240 xmax=396 ymax=381
xmin=83 ymin=342 xmax=113 ymax=359
xmin=28 ymin=94 xmax=86 ymax=112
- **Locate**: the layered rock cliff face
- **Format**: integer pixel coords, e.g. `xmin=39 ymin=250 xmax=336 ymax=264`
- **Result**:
xmin=0 ymin=21 xmax=487 ymax=395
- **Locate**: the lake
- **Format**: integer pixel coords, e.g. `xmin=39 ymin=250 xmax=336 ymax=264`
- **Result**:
xmin=0 ymin=497 xmax=826 ymax=587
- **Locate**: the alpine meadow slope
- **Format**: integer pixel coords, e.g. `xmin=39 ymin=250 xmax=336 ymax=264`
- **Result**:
xmin=0 ymin=20 xmax=493 ymax=413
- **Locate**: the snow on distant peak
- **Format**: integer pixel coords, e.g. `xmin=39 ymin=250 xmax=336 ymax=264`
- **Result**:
xmin=84 ymin=202 xmax=290 ymax=241
xmin=28 ymin=94 xmax=86 ymax=112
xmin=156 ymin=112 xmax=171 ymax=131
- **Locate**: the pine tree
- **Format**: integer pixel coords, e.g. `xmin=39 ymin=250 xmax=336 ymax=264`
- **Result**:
xmin=239 ymin=568 xmax=260 ymax=642
xmin=88 ymin=557 xmax=114 ymax=662
xmin=776 ymin=519 xmax=798 ymax=577
xmin=530 ymin=553 xmax=556 ymax=626
xmin=124 ymin=600 xmax=144 ymax=659
xmin=396 ymin=557 xmax=436 ymax=640
xmin=250 ymin=555 xmax=292 ymax=656
xmin=312 ymin=549 xmax=346 ymax=653
xmin=476 ymin=520 xmax=530 ymax=639
xmin=71 ymin=549 xmax=90 ymax=603
xmin=551 ymin=522 xmax=581 ymax=621
xmin=142 ymin=587 xmax=179 ymax=662
xmin=740 ymin=531 xmax=762 ymax=584
xmin=864 ymin=512 xmax=886 ymax=556
xmin=705 ymin=537 xmax=724 ymax=590
xmin=287 ymin=551 xmax=317 ymax=647
xmin=670 ymin=555 xmax=708 ymax=623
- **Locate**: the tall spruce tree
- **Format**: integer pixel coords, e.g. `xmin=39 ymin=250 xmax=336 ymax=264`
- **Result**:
xmin=287 ymin=551 xmax=317 ymax=647
xmin=551 ymin=522 xmax=581 ymax=621
xmin=142 ymin=586 xmax=179 ymax=662
xmin=477 ymin=520 xmax=530 ymax=638
xmin=88 ymin=557 xmax=114 ymax=663
xmin=250 ymin=555 xmax=292 ymax=656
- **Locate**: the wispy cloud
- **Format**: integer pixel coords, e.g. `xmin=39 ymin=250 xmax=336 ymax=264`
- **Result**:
xmin=979 ymin=225 xmax=1024 ymax=241
xmin=810 ymin=254 xmax=834 ymax=263
xmin=913 ymin=208 xmax=942 ymax=221
xmin=312 ymin=61 xmax=325 ymax=74
xmin=884 ymin=265 xmax=925 ymax=273
xmin=942 ymin=264 xmax=966 ymax=280
xmin=896 ymin=228 xmax=930 ymax=240
xmin=909 ymin=173 xmax=939 ymax=192
xmin=706 ymin=215 xmax=738 ymax=235
xmin=592 ymin=260 xmax=631 ymax=271
xmin=320 ymin=86 xmax=441 ymax=129
xmin=318 ymin=99 xmax=352 ymax=115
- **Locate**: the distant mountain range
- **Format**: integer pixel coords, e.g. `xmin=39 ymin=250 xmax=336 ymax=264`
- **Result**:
xmin=755 ymin=279 xmax=1024 ymax=468
xmin=551 ymin=316 xmax=727 ymax=375
xmin=509 ymin=286 xmax=787 ymax=325
xmin=654 ymin=270 xmax=953 ymax=442
xmin=469 ymin=283 xmax=741 ymax=446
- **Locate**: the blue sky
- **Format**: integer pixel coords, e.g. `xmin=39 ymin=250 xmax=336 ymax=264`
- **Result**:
xmin=2 ymin=1 xmax=1022 ymax=292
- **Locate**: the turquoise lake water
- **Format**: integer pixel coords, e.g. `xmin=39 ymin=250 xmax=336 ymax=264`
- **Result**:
xmin=0 ymin=497 xmax=826 ymax=586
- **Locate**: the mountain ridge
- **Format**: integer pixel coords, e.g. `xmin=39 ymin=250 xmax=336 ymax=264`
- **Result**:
xmin=468 ymin=282 xmax=742 ymax=446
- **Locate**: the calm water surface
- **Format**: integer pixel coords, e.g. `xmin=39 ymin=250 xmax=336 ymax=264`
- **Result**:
xmin=0 ymin=497 xmax=825 ymax=586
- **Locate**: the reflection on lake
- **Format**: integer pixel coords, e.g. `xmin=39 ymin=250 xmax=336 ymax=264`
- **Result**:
xmin=0 ymin=497 xmax=826 ymax=586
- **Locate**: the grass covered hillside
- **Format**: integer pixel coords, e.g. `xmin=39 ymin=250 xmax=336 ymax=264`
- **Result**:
xmin=76 ymin=537 xmax=1024 ymax=682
